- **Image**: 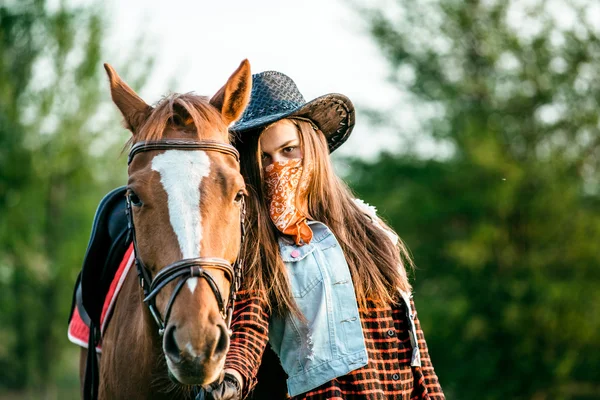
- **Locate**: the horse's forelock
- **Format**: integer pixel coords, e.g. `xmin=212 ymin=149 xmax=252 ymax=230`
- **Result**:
xmin=136 ymin=93 xmax=229 ymax=142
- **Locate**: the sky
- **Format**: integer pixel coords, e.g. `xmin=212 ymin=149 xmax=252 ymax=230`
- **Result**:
xmin=53 ymin=0 xmax=599 ymax=161
xmin=103 ymin=0 xmax=406 ymax=159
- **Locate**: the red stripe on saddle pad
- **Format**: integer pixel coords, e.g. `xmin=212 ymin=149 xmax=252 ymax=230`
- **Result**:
xmin=68 ymin=244 xmax=134 ymax=352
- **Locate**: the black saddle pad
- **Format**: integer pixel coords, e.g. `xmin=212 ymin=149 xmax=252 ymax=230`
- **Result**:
xmin=68 ymin=186 xmax=130 ymax=329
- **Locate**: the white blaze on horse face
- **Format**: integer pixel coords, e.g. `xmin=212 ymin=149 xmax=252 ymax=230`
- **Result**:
xmin=151 ymin=150 xmax=211 ymax=293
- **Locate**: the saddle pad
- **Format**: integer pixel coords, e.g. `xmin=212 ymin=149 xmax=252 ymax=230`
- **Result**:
xmin=68 ymin=244 xmax=134 ymax=352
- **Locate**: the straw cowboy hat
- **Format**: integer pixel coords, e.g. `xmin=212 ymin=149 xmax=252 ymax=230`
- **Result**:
xmin=231 ymin=71 xmax=355 ymax=152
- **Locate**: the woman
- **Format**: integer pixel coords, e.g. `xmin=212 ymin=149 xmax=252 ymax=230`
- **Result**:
xmin=198 ymin=71 xmax=444 ymax=400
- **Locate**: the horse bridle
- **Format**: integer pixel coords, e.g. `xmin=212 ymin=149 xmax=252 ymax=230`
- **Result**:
xmin=125 ymin=139 xmax=246 ymax=336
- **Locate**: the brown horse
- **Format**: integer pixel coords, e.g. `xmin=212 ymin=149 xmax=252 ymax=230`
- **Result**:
xmin=80 ymin=60 xmax=252 ymax=399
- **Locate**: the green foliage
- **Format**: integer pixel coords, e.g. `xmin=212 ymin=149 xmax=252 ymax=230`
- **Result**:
xmin=0 ymin=0 xmax=151 ymax=392
xmin=351 ymin=0 xmax=600 ymax=398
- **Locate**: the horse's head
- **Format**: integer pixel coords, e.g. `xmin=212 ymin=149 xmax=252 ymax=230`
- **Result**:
xmin=104 ymin=61 xmax=251 ymax=385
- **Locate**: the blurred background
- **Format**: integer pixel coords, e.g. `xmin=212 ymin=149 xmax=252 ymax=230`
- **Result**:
xmin=1 ymin=0 xmax=599 ymax=398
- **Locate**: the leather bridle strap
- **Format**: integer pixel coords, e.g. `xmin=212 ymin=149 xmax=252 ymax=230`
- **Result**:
xmin=128 ymin=139 xmax=240 ymax=165
xmin=143 ymin=258 xmax=234 ymax=335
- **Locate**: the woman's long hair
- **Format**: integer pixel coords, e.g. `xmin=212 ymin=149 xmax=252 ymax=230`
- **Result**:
xmin=237 ymin=119 xmax=412 ymax=316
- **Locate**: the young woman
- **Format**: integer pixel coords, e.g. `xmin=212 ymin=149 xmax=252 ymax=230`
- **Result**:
xmin=197 ymin=71 xmax=444 ymax=400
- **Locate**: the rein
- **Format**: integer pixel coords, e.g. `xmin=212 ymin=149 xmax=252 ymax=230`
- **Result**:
xmin=126 ymin=139 xmax=246 ymax=336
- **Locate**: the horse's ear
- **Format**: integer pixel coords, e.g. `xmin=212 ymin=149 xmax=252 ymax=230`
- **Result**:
xmin=210 ymin=59 xmax=252 ymax=126
xmin=104 ymin=63 xmax=152 ymax=134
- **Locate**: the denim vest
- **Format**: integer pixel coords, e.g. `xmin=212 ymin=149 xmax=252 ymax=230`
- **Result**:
xmin=268 ymin=222 xmax=368 ymax=396
xmin=267 ymin=221 xmax=423 ymax=396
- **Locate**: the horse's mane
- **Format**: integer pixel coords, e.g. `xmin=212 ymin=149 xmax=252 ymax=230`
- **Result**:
xmin=133 ymin=93 xmax=229 ymax=143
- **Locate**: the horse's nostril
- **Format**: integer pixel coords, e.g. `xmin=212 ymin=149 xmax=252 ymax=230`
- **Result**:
xmin=212 ymin=323 xmax=230 ymax=360
xmin=163 ymin=325 xmax=181 ymax=363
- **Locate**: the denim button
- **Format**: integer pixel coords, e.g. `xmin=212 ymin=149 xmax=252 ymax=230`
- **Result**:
xmin=392 ymin=373 xmax=400 ymax=380
xmin=291 ymin=250 xmax=300 ymax=258
xmin=387 ymin=329 xmax=395 ymax=337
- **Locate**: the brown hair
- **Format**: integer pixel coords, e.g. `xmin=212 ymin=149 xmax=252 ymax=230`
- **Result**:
xmin=237 ymin=119 xmax=412 ymax=316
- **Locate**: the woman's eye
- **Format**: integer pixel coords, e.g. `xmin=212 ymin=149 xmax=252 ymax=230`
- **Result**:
xmin=129 ymin=192 xmax=143 ymax=207
xmin=283 ymin=146 xmax=295 ymax=153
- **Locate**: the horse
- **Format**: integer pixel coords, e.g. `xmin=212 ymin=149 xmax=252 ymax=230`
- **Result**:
xmin=79 ymin=60 xmax=252 ymax=399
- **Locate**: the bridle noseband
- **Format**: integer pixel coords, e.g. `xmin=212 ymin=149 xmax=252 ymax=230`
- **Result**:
xmin=126 ymin=139 xmax=246 ymax=336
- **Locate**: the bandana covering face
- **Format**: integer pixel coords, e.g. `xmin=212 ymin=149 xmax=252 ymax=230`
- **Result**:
xmin=264 ymin=158 xmax=313 ymax=245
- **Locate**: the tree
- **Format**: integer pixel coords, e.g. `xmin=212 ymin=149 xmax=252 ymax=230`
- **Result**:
xmin=0 ymin=0 xmax=152 ymax=392
xmin=349 ymin=0 xmax=600 ymax=398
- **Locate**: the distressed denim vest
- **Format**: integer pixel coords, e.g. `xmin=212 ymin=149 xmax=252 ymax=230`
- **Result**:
xmin=268 ymin=221 xmax=421 ymax=397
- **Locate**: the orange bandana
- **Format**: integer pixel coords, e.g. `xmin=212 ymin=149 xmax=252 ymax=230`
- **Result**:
xmin=264 ymin=159 xmax=313 ymax=245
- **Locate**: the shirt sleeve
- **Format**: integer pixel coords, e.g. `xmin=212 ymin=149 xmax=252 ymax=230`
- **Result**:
xmin=224 ymin=289 xmax=270 ymax=397
xmin=411 ymin=297 xmax=445 ymax=399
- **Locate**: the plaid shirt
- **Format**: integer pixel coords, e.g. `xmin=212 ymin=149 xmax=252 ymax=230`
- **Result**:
xmin=225 ymin=290 xmax=445 ymax=400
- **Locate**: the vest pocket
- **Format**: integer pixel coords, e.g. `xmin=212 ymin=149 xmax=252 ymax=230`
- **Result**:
xmin=283 ymin=246 xmax=323 ymax=298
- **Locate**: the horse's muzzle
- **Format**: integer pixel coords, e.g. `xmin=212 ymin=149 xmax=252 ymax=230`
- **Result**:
xmin=163 ymin=322 xmax=230 ymax=385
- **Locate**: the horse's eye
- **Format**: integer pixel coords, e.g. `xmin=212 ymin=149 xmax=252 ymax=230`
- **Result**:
xmin=234 ymin=190 xmax=245 ymax=204
xmin=129 ymin=192 xmax=143 ymax=207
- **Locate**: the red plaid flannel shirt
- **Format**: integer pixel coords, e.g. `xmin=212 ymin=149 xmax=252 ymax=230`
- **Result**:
xmin=225 ymin=290 xmax=445 ymax=400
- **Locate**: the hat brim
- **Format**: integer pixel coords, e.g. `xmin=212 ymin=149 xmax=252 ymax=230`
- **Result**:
xmin=231 ymin=93 xmax=355 ymax=153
